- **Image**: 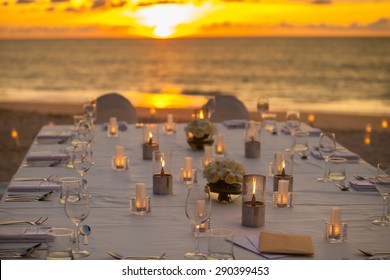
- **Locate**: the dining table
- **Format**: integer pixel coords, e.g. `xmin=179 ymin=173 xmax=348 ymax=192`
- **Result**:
xmin=1 ymin=121 xmax=389 ymax=261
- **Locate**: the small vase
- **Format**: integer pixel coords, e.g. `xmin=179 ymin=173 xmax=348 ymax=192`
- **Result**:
xmin=187 ymin=134 xmax=214 ymax=151
xmin=208 ymin=181 xmax=242 ymax=203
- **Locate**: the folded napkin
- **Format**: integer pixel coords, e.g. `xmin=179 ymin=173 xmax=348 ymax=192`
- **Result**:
xmin=36 ymin=131 xmax=72 ymax=143
xmin=349 ymin=179 xmax=376 ymax=192
xmin=310 ymin=150 xmax=360 ymax=161
xmin=222 ymin=119 xmax=247 ymax=129
xmin=25 ymin=151 xmax=68 ymax=163
xmin=281 ymin=126 xmax=322 ymax=136
xmin=259 ymin=232 xmax=314 ymax=255
xmin=0 ymin=226 xmax=53 ymax=243
xmin=233 ymin=235 xmax=287 ymax=259
xmin=102 ymin=121 xmax=128 ymax=131
xmin=8 ymin=181 xmax=61 ymax=192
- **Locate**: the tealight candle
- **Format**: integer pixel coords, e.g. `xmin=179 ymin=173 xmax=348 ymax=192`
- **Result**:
xmin=215 ymin=133 xmax=225 ymax=155
xmin=183 ymin=157 xmax=193 ymax=181
xmin=196 ymin=199 xmax=206 ymax=218
xmin=164 ymin=114 xmax=176 ymax=134
xmin=329 ymin=207 xmax=341 ymax=237
xmin=277 ymin=180 xmax=289 ymax=208
xmin=201 ymin=145 xmax=214 ymax=169
xmin=115 ymin=146 xmax=125 ymax=168
xmin=108 ymin=117 xmax=118 ymax=137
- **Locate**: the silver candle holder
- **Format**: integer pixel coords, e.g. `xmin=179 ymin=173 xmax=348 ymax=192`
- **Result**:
xmin=152 ymin=151 xmax=173 ymax=195
xmin=244 ymin=121 xmax=261 ymax=158
xmin=142 ymin=124 xmax=159 ymax=160
xmin=242 ymin=174 xmax=266 ymax=228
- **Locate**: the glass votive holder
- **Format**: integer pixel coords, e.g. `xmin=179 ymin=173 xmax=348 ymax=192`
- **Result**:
xmin=192 ymin=218 xmax=212 ymax=236
xmin=179 ymin=168 xmax=196 ymax=184
xmin=107 ymin=124 xmax=119 ymax=138
xmin=200 ymin=157 xmax=214 ymax=170
xmin=245 ymin=121 xmax=261 ymax=158
xmin=164 ymin=114 xmax=176 ymax=134
xmin=111 ymin=156 xmax=129 ymax=171
xmin=272 ymin=192 xmax=293 ymax=208
xmin=273 ymin=174 xmax=293 ymax=192
xmin=324 ymin=222 xmax=348 ymax=243
xmin=130 ymin=196 xmax=151 ymax=215
xmin=242 ymin=174 xmax=266 ymax=228
xmin=215 ymin=133 xmax=226 ymax=157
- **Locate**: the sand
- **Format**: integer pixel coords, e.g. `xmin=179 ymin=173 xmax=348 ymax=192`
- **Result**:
xmin=0 ymin=101 xmax=389 ymax=182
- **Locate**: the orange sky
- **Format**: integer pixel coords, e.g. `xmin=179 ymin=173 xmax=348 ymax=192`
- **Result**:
xmin=0 ymin=0 xmax=389 ymax=38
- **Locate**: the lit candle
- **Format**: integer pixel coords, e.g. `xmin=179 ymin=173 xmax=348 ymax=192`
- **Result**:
xmin=11 ymin=128 xmax=20 ymax=147
xmin=251 ymin=177 xmax=257 ymax=207
xmin=148 ymin=132 xmax=153 ymax=144
xmin=135 ymin=183 xmax=147 ymax=210
xmin=165 ymin=114 xmax=174 ymax=132
xmin=329 ymin=207 xmax=341 ymax=237
xmin=204 ymin=145 xmax=213 ymax=159
xmin=364 ymin=134 xmax=371 ymax=145
xmin=183 ymin=157 xmax=193 ymax=181
xmin=381 ymin=119 xmax=388 ymax=130
xmin=196 ymin=199 xmax=206 ymax=218
xmin=115 ymin=146 xmax=125 ymax=168
xmin=109 ymin=117 xmax=118 ymax=136
xmin=365 ymin=123 xmax=372 ymax=133
xmin=216 ymin=133 xmax=224 ymax=154
xmin=277 ymin=179 xmax=289 ymax=207
xmin=199 ymin=110 xmax=204 ymax=120
xmin=308 ymin=114 xmax=315 ymax=126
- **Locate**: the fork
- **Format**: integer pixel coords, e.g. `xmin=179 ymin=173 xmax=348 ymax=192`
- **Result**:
xmin=0 ymin=243 xmax=42 ymax=258
xmin=5 ymin=191 xmax=55 ymax=202
xmin=0 ymin=217 xmax=48 ymax=226
xmin=107 ymin=251 xmax=166 ymax=260
xmin=14 ymin=175 xmax=58 ymax=182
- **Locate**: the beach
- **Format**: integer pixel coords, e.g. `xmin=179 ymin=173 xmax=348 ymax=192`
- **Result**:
xmin=1 ymin=101 xmax=389 ymax=183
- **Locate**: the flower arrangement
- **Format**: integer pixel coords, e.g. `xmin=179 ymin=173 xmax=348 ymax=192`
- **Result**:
xmin=203 ymin=159 xmax=246 ymax=185
xmin=184 ymin=119 xmax=217 ymax=139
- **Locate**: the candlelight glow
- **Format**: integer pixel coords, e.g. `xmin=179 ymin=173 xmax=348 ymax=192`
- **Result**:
xmin=364 ymin=134 xmax=371 ymax=145
xmin=308 ymin=114 xmax=315 ymax=123
xmin=11 ymin=128 xmax=18 ymax=139
xmin=199 ymin=110 xmax=204 ymax=120
xmin=252 ymin=177 xmax=257 ymax=195
xmin=382 ymin=119 xmax=388 ymax=130
xmin=365 ymin=123 xmax=372 ymax=133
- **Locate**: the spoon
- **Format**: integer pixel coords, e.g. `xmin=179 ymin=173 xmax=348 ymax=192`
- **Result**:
xmin=335 ymin=184 xmax=350 ymax=191
xmin=80 ymin=225 xmax=91 ymax=245
xmin=358 ymin=248 xmax=390 ymax=257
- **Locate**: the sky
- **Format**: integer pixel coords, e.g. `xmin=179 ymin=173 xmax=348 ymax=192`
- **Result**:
xmin=0 ymin=0 xmax=390 ymax=38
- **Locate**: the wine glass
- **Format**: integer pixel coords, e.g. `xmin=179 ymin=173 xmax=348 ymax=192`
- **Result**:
xmin=64 ymin=178 xmax=90 ymax=257
xmin=72 ymin=142 xmax=93 ymax=194
xmin=83 ymin=101 xmax=97 ymax=125
xmin=291 ymin=131 xmax=309 ymax=158
xmin=285 ymin=110 xmax=301 ymax=136
xmin=372 ymin=163 xmax=390 ymax=226
xmin=76 ymin=120 xmax=94 ymax=143
xmin=257 ymin=97 xmax=269 ymax=120
xmin=317 ymin=132 xmax=336 ymax=182
xmin=184 ymin=174 xmax=212 ymax=259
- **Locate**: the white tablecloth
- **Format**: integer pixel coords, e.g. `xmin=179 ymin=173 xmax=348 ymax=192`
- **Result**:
xmin=1 ymin=123 xmax=388 ymax=260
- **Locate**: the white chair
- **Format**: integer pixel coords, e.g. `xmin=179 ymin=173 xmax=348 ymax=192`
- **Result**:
xmin=208 ymin=95 xmax=249 ymax=122
xmin=95 ymin=92 xmax=138 ymax=124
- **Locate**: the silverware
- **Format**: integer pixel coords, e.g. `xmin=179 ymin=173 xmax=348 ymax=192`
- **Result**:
xmin=335 ymin=184 xmax=350 ymax=191
xmin=22 ymin=160 xmax=63 ymax=167
xmin=358 ymin=248 xmax=390 ymax=257
xmin=107 ymin=251 xmax=166 ymax=260
xmin=14 ymin=175 xmax=58 ymax=182
xmin=5 ymin=191 xmax=54 ymax=202
xmin=0 ymin=243 xmax=41 ymax=258
xmin=354 ymin=175 xmax=375 ymax=181
xmin=0 ymin=217 xmax=48 ymax=226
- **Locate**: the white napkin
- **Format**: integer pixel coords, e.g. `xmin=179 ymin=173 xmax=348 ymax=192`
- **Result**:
xmin=25 ymin=151 xmax=68 ymax=163
xmin=281 ymin=126 xmax=322 ymax=136
xmin=310 ymin=150 xmax=360 ymax=161
xmin=222 ymin=119 xmax=247 ymax=129
xmin=0 ymin=226 xmax=53 ymax=243
xmin=349 ymin=179 xmax=376 ymax=192
xmin=232 ymin=235 xmax=287 ymax=259
xmin=8 ymin=181 xmax=61 ymax=192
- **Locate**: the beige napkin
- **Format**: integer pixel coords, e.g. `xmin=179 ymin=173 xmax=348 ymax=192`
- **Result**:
xmin=259 ymin=231 xmax=314 ymax=255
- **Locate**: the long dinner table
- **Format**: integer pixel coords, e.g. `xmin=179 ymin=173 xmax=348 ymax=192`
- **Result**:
xmin=1 ymin=121 xmax=389 ymax=260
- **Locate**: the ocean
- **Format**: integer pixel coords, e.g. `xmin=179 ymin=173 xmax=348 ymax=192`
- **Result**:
xmin=0 ymin=37 xmax=389 ymax=115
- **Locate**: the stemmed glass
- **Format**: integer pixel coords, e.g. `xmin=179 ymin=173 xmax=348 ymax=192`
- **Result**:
xmin=285 ymin=110 xmax=301 ymax=136
xmin=72 ymin=142 xmax=93 ymax=194
xmin=184 ymin=173 xmax=212 ymax=260
xmin=83 ymin=101 xmax=97 ymax=126
xmin=76 ymin=120 xmax=95 ymax=144
xmin=372 ymin=163 xmax=390 ymax=226
xmin=317 ymin=132 xmax=336 ymax=182
xmin=257 ymin=97 xmax=269 ymax=120
xmin=64 ymin=178 xmax=91 ymax=257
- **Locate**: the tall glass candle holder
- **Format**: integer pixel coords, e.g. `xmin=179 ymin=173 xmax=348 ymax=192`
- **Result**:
xmin=142 ymin=124 xmax=159 ymax=160
xmin=242 ymin=174 xmax=266 ymax=228
xmin=245 ymin=121 xmax=261 ymax=158
xmin=152 ymin=151 xmax=173 ymax=195
xmin=272 ymin=151 xmax=294 ymax=192
xmin=272 ymin=179 xmax=293 ymax=208
xmin=107 ymin=117 xmax=119 ymax=138
xmin=324 ymin=207 xmax=347 ymax=243
xmin=215 ymin=133 xmax=225 ymax=157
xmin=200 ymin=145 xmax=214 ymax=170
xmin=130 ymin=183 xmax=151 ymax=215
xmin=180 ymin=156 xmax=194 ymax=183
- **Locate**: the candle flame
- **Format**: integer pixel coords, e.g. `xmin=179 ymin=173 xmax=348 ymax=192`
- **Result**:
xmin=252 ymin=177 xmax=256 ymax=195
xmin=11 ymin=128 xmax=18 ymax=139
xmin=364 ymin=134 xmax=371 ymax=145
xmin=199 ymin=110 xmax=204 ymax=119
xmin=308 ymin=114 xmax=315 ymax=123
xmin=365 ymin=123 xmax=372 ymax=133
xmin=382 ymin=119 xmax=388 ymax=129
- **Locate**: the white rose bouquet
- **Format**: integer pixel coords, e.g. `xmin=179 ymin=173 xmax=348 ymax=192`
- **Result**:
xmin=184 ymin=119 xmax=217 ymax=139
xmin=203 ymin=159 xmax=246 ymax=185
